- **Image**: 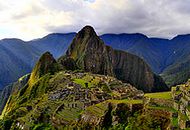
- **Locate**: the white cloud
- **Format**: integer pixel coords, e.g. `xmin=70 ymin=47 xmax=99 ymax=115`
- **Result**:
xmin=0 ymin=0 xmax=189 ymax=40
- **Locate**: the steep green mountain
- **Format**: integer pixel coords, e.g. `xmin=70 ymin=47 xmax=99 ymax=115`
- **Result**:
xmin=28 ymin=52 xmax=60 ymax=87
xmin=0 ymin=50 xmax=177 ymax=129
xmin=64 ymin=26 xmax=168 ymax=92
xmin=0 ymin=51 xmax=145 ymax=129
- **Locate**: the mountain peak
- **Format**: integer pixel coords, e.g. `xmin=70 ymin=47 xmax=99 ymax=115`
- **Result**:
xmin=29 ymin=51 xmax=59 ymax=86
xmin=78 ymin=25 xmax=97 ymax=38
xmin=81 ymin=25 xmax=95 ymax=32
xmin=66 ymin=25 xmax=114 ymax=75
xmin=66 ymin=25 xmax=103 ymax=58
xmin=39 ymin=51 xmax=55 ymax=63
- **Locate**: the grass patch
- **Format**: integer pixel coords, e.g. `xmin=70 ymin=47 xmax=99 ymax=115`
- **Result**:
xmin=57 ymin=108 xmax=82 ymax=122
xmin=86 ymin=102 xmax=108 ymax=117
xmin=145 ymin=92 xmax=172 ymax=99
xmin=179 ymin=111 xmax=189 ymax=121
xmin=147 ymin=106 xmax=177 ymax=112
xmin=108 ymin=99 xmax=143 ymax=104
xmin=172 ymin=117 xmax=178 ymax=127
xmin=73 ymin=79 xmax=92 ymax=88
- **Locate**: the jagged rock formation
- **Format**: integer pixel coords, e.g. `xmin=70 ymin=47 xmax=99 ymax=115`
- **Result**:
xmin=0 ymin=52 xmax=59 ymax=115
xmin=65 ymin=26 xmax=167 ymax=92
xmin=29 ymin=52 xmax=60 ymax=86
xmin=66 ymin=26 xmax=114 ymax=76
xmin=58 ymin=56 xmax=78 ymax=71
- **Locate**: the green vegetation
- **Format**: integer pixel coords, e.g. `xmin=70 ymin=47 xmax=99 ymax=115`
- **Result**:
xmin=0 ymin=118 xmax=13 ymax=130
xmin=145 ymin=91 xmax=172 ymax=99
xmin=56 ymin=107 xmax=82 ymax=122
xmin=2 ymin=69 xmax=144 ymax=129
xmin=172 ymin=117 xmax=178 ymax=127
xmin=108 ymin=99 xmax=143 ymax=104
xmin=0 ymin=43 xmax=173 ymax=130
xmin=73 ymin=79 xmax=92 ymax=88
xmin=85 ymin=102 xmax=108 ymax=117
xmin=179 ymin=111 xmax=189 ymax=121
xmin=32 ymin=123 xmax=54 ymax=130
xmin=147 ymin=106 xmax=177 ymax=112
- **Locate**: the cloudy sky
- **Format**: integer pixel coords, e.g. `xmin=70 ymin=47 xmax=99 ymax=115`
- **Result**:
xmin=0 ymin=0 xmax=190 ymax=40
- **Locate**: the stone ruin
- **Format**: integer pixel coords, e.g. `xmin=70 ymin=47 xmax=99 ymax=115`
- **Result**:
xmin=172 ymin=80 xmax=190 ymax=129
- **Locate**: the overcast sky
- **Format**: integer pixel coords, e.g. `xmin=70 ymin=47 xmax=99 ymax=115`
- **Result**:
xmin=0 ymin=0 xmax=190 ymax=40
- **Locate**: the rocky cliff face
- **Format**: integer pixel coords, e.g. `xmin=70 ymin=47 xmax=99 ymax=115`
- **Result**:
xmin=65 ymin=26 xmax=167 ymax=92
xmin=66 ymin=26 xmax=114 ymax=76
xmin=107 ymin=48 xmax=155 ymax=92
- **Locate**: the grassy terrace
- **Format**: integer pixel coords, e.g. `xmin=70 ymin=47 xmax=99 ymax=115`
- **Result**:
xmin=85 ymin=99 xmax=143 ymax=117
xmin=108 ymin=99 xmax=143 ymax=104
xmin=145 ymin=91 xmax=172 ymax=99
xmin=147 ymin=106 xmax=177 ymax=112
xmin=57 ymin=107 xmax=82 ymax=122
xmin=73 ymin=79 xmax=93 ymax=88
xmin=73 ymin=75 xmax=101 ymax=88
xmin=86 ymin=102 xmax=108 ymax=117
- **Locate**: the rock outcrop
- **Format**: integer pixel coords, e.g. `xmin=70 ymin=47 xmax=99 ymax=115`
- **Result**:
xmin=65 ymin=26 xmax=168 ymax=92
xmin=29 ymin=52 xmax=59 ymax=86
xmin=66 ymin=26 xmax=114 ymax=76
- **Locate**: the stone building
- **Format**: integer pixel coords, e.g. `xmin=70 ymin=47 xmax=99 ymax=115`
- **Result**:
xmin=172 ymin=82 xmax=190 ymax=129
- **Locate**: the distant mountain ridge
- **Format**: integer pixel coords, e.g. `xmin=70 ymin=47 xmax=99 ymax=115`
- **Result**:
xmin=0 ymin=31 xmax=190 ymax=89
xmin=0 ymin=33 xmax=75 ymax=89
xmin=101 ymin=33 xmax=190 ymax=86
